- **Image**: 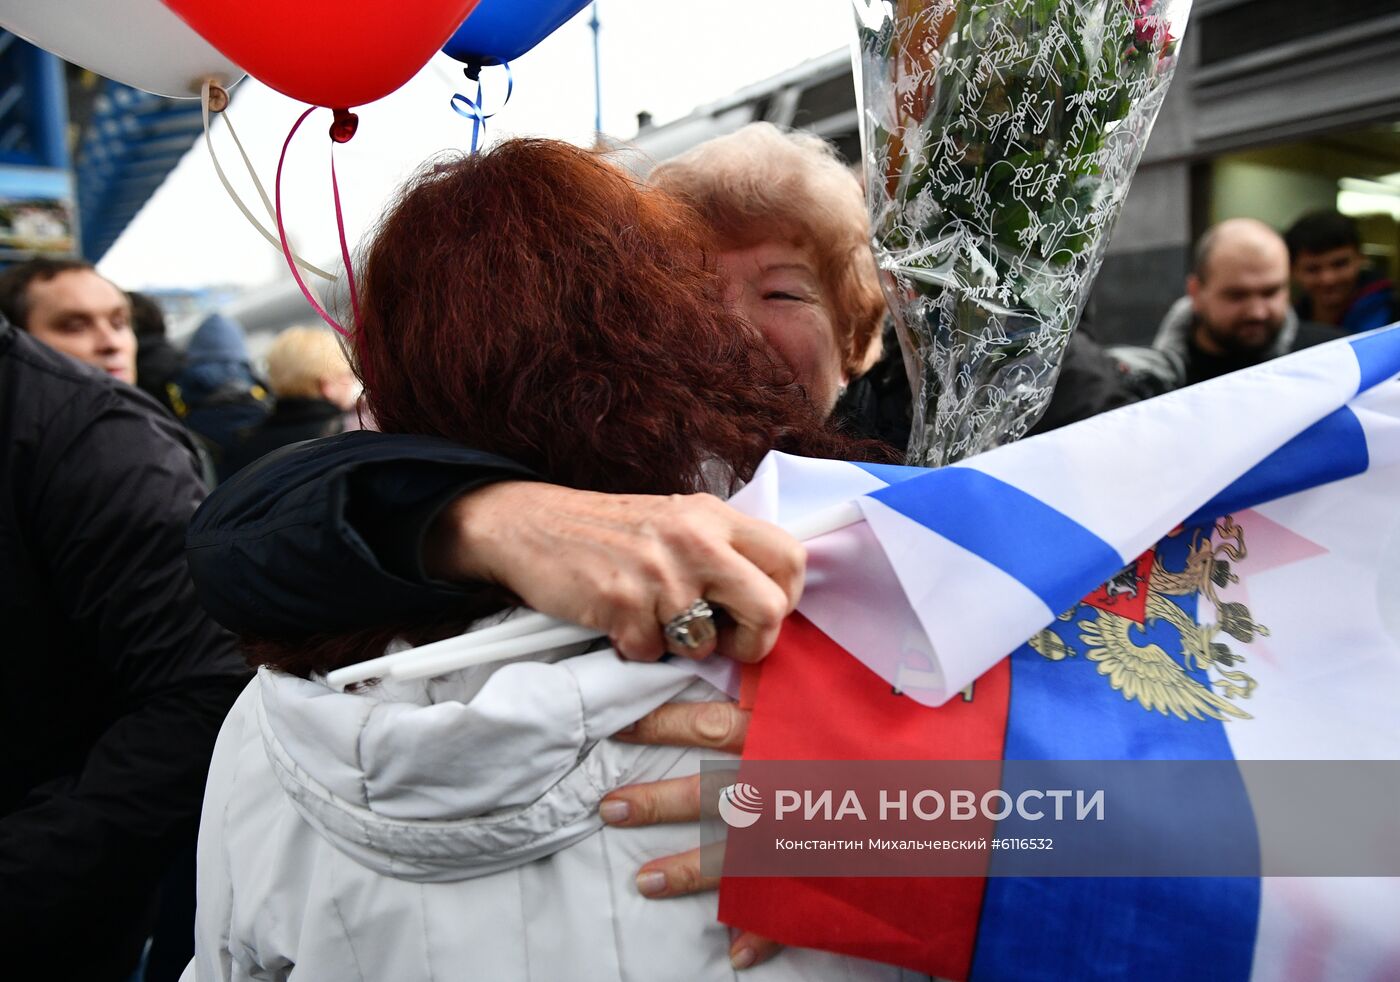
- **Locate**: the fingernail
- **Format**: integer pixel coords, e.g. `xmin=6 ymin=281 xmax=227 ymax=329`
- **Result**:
xmin=635 ymin=870 xmax=667 ymax=897
xmin=599 ymin=799 xmax=630 ymax=824
xmin=730 ymin=947 xmax=756 ymax=970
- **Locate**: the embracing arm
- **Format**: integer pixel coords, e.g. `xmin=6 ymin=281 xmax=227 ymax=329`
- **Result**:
xmin=185 ymin=431 xmax=538 ymax=639
xmin=188 ymin=431 xmax=806 ymax=661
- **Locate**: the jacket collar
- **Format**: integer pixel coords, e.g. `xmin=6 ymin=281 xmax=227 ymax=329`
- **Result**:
xmin=1152 ymin=295 xmax=1298 ymax=361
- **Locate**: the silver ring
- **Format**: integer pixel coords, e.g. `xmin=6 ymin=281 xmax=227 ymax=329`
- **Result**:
xmin=663 ymin=599 xmax=717 ymax=651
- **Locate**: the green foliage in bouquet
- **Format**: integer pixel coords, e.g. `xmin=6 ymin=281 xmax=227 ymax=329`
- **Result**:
xmin=857 ymin=0 xmax=1183 ymax=465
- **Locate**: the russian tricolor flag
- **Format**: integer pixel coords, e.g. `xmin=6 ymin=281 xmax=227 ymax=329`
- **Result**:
xmin=718 ymin=326 xmax=1400 ymax=980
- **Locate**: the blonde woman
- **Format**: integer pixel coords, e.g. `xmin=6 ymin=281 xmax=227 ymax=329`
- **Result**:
xmin=226 ymin=327 xmax=360 ymax=473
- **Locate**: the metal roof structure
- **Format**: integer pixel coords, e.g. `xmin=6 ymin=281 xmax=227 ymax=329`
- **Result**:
xmin=0 ymin=31 xmax=206 ymax=262
xmin=0 ymin=32 xmax=67 ymax=169
xmin=73 ymin=79 xmax=204 ymax=260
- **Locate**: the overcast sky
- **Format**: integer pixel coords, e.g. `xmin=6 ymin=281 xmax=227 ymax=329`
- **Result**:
xmin=98 ymin=1 xmax=852 ymax=292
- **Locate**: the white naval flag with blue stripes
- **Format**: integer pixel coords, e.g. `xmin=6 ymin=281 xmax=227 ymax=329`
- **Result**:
xmin=731 ymin=324 xmax=1400 ymax=712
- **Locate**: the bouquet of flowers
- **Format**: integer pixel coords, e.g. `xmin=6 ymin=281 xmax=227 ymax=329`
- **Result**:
xmin=854 ymin=0 xmax=1190 ymax=465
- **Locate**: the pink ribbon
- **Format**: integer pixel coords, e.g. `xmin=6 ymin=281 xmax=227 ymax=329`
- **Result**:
xmin=274 ymin=107 xmax=362 ymax=339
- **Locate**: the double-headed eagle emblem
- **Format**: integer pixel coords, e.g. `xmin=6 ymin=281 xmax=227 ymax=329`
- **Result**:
xmin=1029 ymin=516 xmax=1265 ymax=722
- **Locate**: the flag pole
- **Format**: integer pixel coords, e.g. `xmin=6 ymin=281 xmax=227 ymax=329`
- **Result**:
xmin=590 ymin=2 xmax=603 ymax=138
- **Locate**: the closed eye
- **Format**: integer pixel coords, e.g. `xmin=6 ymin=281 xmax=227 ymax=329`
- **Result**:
xmin=764 ymin=291 xmax=805 ymax=302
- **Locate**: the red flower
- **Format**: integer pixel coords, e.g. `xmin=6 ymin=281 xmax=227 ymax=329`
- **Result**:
xmin=1133 ymin=15 xmax=1174 ymax=48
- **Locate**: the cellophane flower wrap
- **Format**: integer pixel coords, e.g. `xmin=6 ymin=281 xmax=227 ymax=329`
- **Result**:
xmin=854 ymin=0 xmax=1190 ymax=465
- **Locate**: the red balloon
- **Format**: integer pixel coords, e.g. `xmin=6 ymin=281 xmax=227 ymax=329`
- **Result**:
xmin=162 ymin=0 xmax=480 ymax=109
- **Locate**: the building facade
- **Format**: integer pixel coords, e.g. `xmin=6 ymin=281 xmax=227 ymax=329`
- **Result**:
xmin=629 ymin=1 xmax=1400 ymax=345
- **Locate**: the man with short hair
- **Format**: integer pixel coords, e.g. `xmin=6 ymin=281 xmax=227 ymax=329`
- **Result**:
xmin=1145 ymin=218 xmax=1341 ymax=388
xmin=1285 ymin=209 xmax=1400 ymax=334
xmin=0 ymin=257 xmax=137 ymax=384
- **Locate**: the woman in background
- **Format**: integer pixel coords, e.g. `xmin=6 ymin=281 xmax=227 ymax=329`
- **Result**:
xmin=224 ymin=326 xmax=359 ymax=475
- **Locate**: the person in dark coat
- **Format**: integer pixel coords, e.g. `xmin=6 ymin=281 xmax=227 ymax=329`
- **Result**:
xmin=1128 ymin=218 xmax=1343 ymax=391
xmin=129 ymin=290 xmax=186 ymax=415
xmin=225 ymin=326 xmax=359 ymax=475
xmin=186 ymin=120 xmax=1157 ymax=648
xmin=0 ymin=317 xmax=249 ymax=978
xmin=170 ymin=312 xmax=273 ymax=480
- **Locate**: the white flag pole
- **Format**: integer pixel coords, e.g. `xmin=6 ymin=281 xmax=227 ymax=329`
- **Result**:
xmin=325 ymin=501 xmax=864 ymax=689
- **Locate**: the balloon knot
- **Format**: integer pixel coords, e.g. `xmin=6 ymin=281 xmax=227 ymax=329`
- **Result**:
xmin=205 ymin=82 xmax=230 ymax=113
xmin=463 ymin=61 xmax=483 ymax=83
xmin=329 ymin=108 xmax=359 ymax=144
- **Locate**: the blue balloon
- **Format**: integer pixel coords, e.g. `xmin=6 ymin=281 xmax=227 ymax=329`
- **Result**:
xmin=443 ymin=0 xmax=593 ymax=67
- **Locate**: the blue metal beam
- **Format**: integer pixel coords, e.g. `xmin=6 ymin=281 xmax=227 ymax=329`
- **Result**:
xmin=25 ymin=46 xmax=68 ymax=169
xmin=0 ymin=55 xmax=212 ymax=261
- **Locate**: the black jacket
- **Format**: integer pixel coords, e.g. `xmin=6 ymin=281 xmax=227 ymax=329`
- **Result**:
xmin=187 ymin=431 xmax=538 ymax=640
xmin=135 ymin=332 xmax=187 ymax=416
xmin=224 ymin=396 xmax=347 ymax=476
xmin=0 ymin=321 xmax=248 ymax=977
xmin=835 ymin=323 xmax=1145 ymax=444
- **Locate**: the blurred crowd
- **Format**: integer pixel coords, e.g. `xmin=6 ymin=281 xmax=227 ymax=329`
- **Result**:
xmin=3 ymin=202 xmax=1393 ymax=493
xmin=1 ymin=123 xmax=1397 ymax=980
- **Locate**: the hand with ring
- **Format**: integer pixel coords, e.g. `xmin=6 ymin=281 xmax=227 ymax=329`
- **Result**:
xmin=663 ymin=599 xmax=719 ymax=655
xmin=426 ymin=482 xmax=805 ymax=663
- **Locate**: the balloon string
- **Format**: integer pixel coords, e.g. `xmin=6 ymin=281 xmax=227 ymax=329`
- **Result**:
xmin=200 ymin=81 xmax=333 ymax=281
xmin=275 ymin=107 xmax=351 ymax=338
xmin=329 ymin=150 xmax=360 ymax=330
xmin=222 ymin=108 xmax=277 ymax=227
xmin=450 ymin=62 xmax=514 ymax=153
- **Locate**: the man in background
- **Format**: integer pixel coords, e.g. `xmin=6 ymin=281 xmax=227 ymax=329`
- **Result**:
xmin=0 ymin=256 xmax=136 ymax=384
xmin=169 ymin=311 xmax=273 ymax=481
xmin=1130 ymin=218 xmax=1342 ymax=389
xmin=1285 ymin=209 xmax=1400 ymax=334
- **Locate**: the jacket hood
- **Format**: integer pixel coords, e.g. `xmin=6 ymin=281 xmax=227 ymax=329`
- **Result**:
xmin=253 ymin=648 xmax=705 ymax=883
xmin=180 ymin=313 xmax=258 ymax=395
xmin=187 ymin=313 xmax=252 ymax=364
xmin=1152 ymin=295 xmax=1299 ymax=361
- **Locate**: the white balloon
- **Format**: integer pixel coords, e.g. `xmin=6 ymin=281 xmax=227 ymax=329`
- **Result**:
xmin=0 ymin=0 xmax=243 ymax=99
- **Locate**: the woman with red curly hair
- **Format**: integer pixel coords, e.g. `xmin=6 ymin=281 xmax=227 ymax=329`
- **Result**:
xmin=185 ymin=139 xmax=902 ymax=982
